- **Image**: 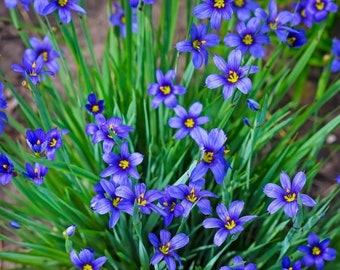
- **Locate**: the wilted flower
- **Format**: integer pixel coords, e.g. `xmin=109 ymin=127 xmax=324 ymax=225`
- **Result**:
xmin=298 ymin=233 xmax=337 ymax=270
xmin=42 ymin=0 xmax=86 ymax=24
xmin=206 ymin=50 xmax=259 ymax=99
xmin=168 ymin=102 xmax=209 ymax=141
xmin=110 ymin=2 xmax=137 ymax=38
xmin=203 ymin=201 xmax=257 ymax=246
xmin=23 ymin=163 xmax=48 ymax=185
xmin=281 ymin=256 xmax=302 ymax=270
xmin=63 ymin=224 xmax=76 ymax=237
xmin=330 ymin=38 xmax=340 ymax=73
xmin=176 ymin=24 xmax=219 ymax=69
xmin=168 ymin=179 xmax=217 ymax=218
xmin=263 ymin=171 xmax=316 ymax=218
xmin=0 ymin=153 xmax=14 ymax=185
xmin=190 ymin=128 xmax=230 ymax=184
xmin=224 ymin=18 xmax=270 ymax=58
xmin=25 ymin=36 xmax=60 ymax=74
xmin=193 ymin=0 xmax=233 ymax=30
xmin=0 ymin=82 xmax=8 ymax=135
xmin=149 ymin=229 xmax=189 ymax=270
xmin=243 ymin=117 xmax=251 ymax=127
xmin=220 ymin=255 xmax=257 ymax=270
xmin=85 ymin=93 xmax=104 ymax=115
xmin=147 ymin=69 xmax=186 ymax=108
xmin=70 ymin=248 xmax=107 ymax=270
xmin=100 ymin=142 xmax=143 ymax=185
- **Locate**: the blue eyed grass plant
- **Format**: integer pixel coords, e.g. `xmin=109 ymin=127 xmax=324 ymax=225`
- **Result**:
xmin=0 ymin=0 xmax=339 ymax=269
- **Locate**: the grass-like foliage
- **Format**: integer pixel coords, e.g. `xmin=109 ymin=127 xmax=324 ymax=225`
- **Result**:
xmin=0 ymin=0 xmax=339 ymax=269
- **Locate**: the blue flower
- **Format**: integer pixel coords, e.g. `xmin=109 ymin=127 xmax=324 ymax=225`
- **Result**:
xmin=70 ymin=248 xmax=107 ymax=270
xmin=26 ymin=128 xmax=48 ymax=156
xmin=168 ymin=102 xmax=209 ymax=140
xmin=130 ymin=0 xmax=155 ymax=8
xmin=263 ymin=171 xmax=316 ymax=218
xmin=256 ymin=0 xmax=294 ymax=42
xmin=246 ymin=99 xmax=260 ymax=111
xmin=110 ymin=2 xmax=137 ymax=38
xmin=100 ymin=142 xmax=143 ymax=186
xmin=298 ymin=233 xmax=337 ymax=270
xmin=4 ymin=0 xmax=33 ymax=11
xmin=231 ymin=0 xmax=259 ymax=21
xmin=116 ymin=183 xmax=165 ymax=216
xmin=330 ymin=38 xmax=340 ymax=73
xmin=85 ymin=93 xmax=104 ymax=115
xmin=0 ymin=82 xmax=8 ymax=135
xmin=42 ymin=0 xmax=86 ymax=24
xmin=281 ymin=256 xmax=302 ymax=270
xmin=306 ymin=0 xmax=338 ymax=24
xmin=63 ymin=224 xmax=76 ymax=237
xmin=91 ymin=179 xmax=134 ymax=228
xmin=286 ymin=29 xmax=308 ymax=48
xmin=46 ymin=127 xmax=65 ymax=160
xmin=0 ymin=153 xmax=14 ymax=186
xmin=158 ymin=186 xmax=185 ymax=226
xmin=291 ymin=0 xmax=314 ymax=28
xmin=206 ymin=50 xmax=259 ymax=99
xmin=9 ymin=220 xmax=21 ymax=229
xmin=176 ymin=24 xmax=220 ymax=69
xmin=25 ymin=36 xmax=60 ymax=74
xmin=168 ymin=179 xmax=217 ymax=218
xmin=86 ymin=114 xmax=133 ymax=153
xmin=220 ymin=255 xmax=257 ymax=270
xmin=23 ymin=163 xmax=48 ymax=185
xmin=12 ymin=51 xmax=53 ymax=85
xmin=147 ymin=69 xmax=186 ymax=108
xmin=224 ymin=18 xmax=270 ymax=58
xmin=190 ymin=128 xmax=230 ymax=184
xmin=203 ymin=201 xmax=256 ymax=246
xmin=149 ymin=229 xmax=189 ymax=270
xmin=193 ymin=0 xmax=233 ymax=30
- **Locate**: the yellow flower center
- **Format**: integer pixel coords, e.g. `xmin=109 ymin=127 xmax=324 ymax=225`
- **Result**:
xmin=91 ymin=105 xmax=100 ymax=113
xmin=82 ymin=264 xmax=93 ymax=270
xmin=118 ymin=160 xmax=129 ymax=170
xmin=159 ymin=85 xmax=171 ymax=95
xmin=214 ymin=0 xmax=225 ymax=9
xmin=42 ymin=51 xmax=48 ymax=62
xmin=186 ymin=188 xmax=198 ymax=203
xmin=225 ymin=216 xmax=236 ymax=230
xmin=284 ymin=189 xmax=296 ymax=202
xmin=288 ymin=267 xmax=293 ymax=270
xmin=203 ymin=151 xmax=214 ymax=163
xmin=121 ymin=15 xmax=126 ymax=24
xmin=112 ymin=197 xmax=122 ymax=207
xmin=315 ymin=0 xmax=325 ymax=10
xmin=36 ymin=139 xmax=41 ymax=145
xmin=227 ymin=71 xmax=239 ymax=83
xmin=159 ymin=242 xmax=170 ymax=255
xmin=30 ymin=62 xmax=37 ymax=76
xmin=58 ymin=0 xmax=68 ymax=7
xmin=312 ymin=246 xmax=321 ymax=256
xmin=50 ymin=138 xmax=57 ymax=147
xmin=301 ymin=8 xmax=306 ymax=18
xmin=234 ymin=0 xmax=245 ymax=7
xmin=34 ymin=167 xmax=39 ymax=176
xmin=3 ymin=164 xmax=8 ymax=170
xmin=287 ymin=36 xmax=296 ymax=46
xmin=192 ymin=39 xmax=206 ymax=50
xmin=107 ymin=125 xmax=117 ymax=138
xmin=137 ymin=193 xmax=147 ymax=206
xmin=269 ymin=18 xmax=279 ymax=30
xmin=184 ymin=118 xmax=195 ymax=128
xmin=242 ymin=34 xmax=253 ymax=45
